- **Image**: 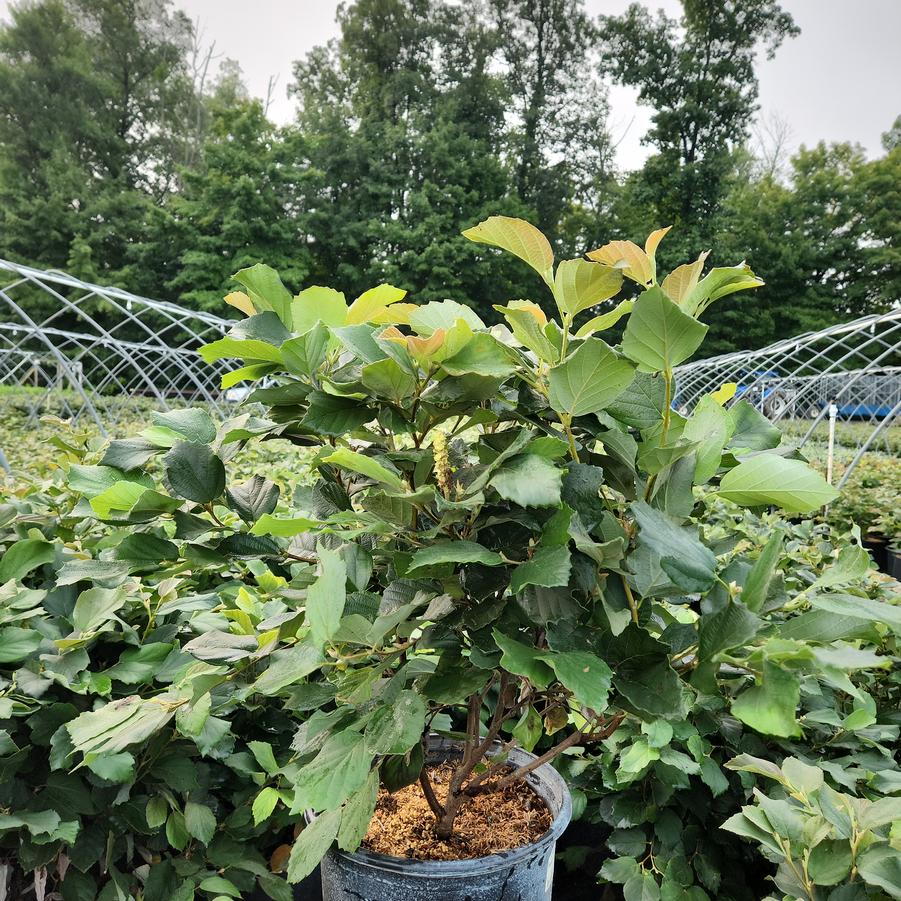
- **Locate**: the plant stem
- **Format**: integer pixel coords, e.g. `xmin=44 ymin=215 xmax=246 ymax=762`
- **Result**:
xmin=419 ymin=765 xmax=445 ymax=819
xmin=621 ymin=575 xmax=640 ymax=624
xmin=562 ymin=414 xmax=580 ymax=463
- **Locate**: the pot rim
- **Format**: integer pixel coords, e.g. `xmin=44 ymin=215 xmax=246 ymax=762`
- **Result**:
xmin=309 ymin=737 xmax=573 ymax=876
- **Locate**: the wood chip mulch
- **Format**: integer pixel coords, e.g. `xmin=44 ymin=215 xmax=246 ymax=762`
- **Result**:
xmin=361 ymin=762 xmax=552 ymax=861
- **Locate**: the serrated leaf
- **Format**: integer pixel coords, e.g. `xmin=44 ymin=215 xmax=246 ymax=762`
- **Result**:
xmin=490 ymin=454 xmax=564 ymax=508
xmin=184 ymin=801 xmax=216 ymax=845
xmin=252 ymin=787 xmax=280 ymax=826
xmin=510 ymin=546 xmax=571 ymax=595
xmin=406 ymin=540 xmax=503 ymax=574
xmin=288 ymin=809 xmax=340 ymax=883
xmin=163 ymin=441 xmax=225 ymax=504
xmin=322 ymin=448 xmax=405 ymax=490
xmin=731 ymin=661 xmax=800 ymax=738
xmin=307 ymin=544 xmax=346 ymax=647
xmin=364 ymin=691 xmax=426 ymax=754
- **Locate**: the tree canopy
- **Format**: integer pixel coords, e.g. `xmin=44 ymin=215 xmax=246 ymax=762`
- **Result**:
xmin=0 ymin=0 xmax=897 ymax=349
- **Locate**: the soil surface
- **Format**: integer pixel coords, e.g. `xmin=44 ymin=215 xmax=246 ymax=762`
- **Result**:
xmin=362 ymin=762 xmax=552 ymax=861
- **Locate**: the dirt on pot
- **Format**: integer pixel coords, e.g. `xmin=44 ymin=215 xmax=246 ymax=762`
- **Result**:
xmin=362 ymin=762 xmax=552 ymax=861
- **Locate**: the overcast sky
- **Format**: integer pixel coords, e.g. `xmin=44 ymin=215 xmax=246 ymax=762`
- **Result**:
xmin=2 ymin=0 xmax=898 ymax=170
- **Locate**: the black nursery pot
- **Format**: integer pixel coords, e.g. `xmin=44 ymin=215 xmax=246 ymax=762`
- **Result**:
xmin=863 ymin=534 xmax=889 ymax=572
xmin=888 ymin=546 xmax=901 ymax=581
xmin=307 ymin=736 xmax=572 ymax=901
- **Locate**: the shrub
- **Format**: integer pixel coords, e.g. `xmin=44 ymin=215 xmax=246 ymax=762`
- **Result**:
xmin=2 ymin=218 xmax=899 ymax=900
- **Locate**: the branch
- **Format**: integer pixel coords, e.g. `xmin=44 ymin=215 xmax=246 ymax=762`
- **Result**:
xmin=419 ymin=766 xmax=445 ymax=819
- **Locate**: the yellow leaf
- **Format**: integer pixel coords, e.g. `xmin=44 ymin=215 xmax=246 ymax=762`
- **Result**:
xmin=462 ymin=216 xmax=554 ymax=286
xmin=506 ymin=299 xmax=547 ymax=327
xmin=711 ymin=382 xmax=737 ymax=406
xmin=586 ymin=240 xmax=653 ymax=286
xmin=661 ymin=251 xmax=709 ymax=304
xmin=371 ymin=302 xmax=417 ymax=325
xmin=224 ymin=291 xmax=256 ymax=317
xmin=378 ymin=326 xmax=407 ymax=344
xmin=644 ymin=226 xmax=672 ymax=260
xmin=346 ymin=283 xmax=407 ymax=325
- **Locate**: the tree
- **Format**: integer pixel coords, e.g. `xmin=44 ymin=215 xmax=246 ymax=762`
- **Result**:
xmin=599 ymin=0 xmax=798 ymax=259
xmin=491 ymin=0 xmax=611 ymax=247
xmin=161 ymin=101 xmax=312 ymax=312
xmin=291 ymin=0 xmax=533 ymax=320
xmin=0 ymin=0 xmax=195 ymax=292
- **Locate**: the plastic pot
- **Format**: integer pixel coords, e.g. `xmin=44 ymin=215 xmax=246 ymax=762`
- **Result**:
xmin=308 ymin=735 xmax=572 ymax=901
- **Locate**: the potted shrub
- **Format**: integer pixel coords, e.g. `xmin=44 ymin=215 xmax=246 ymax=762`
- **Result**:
xmin=7 ymin=217 xmax=883 ymax=901
xmin=155 ymin=217 xmax=840 ymax=899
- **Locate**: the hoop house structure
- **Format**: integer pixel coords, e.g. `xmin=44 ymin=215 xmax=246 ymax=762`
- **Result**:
xmin=0 ymin=259 xmax=232 ymax=441
xmin=675 ymin=308 xmax=901 ymax=487
xmin=2 ymin=259 xmax=899 ymax=486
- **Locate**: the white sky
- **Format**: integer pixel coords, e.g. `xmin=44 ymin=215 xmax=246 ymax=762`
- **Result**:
xmin=2 ymin=0 xmax=899 ymax=170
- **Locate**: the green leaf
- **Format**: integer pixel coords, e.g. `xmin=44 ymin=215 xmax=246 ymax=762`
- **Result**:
xmin=307 ymin=544 xmax=346 ymax=647
xmin=682 ymin=396 xmax=730 ymax=483
xmin=252 ymin=642 xmax=326 ymax=695
xmin=856 ymin=845 xmax=901 ymax=897
xmin=250 ymin=514 xmax=319 ymax=537
xmin=544 ymin=650 xmax=612 ymax=712
xmin=492 ymin=631 xmax=554 ymax=688
xmin=364 ymin=691 xmax=426 ymax=754
xmin=440 ymin=332 xmax=516 ymax=378
xmin=100 ymin=437 xmax=161 ymax=470
xmin=622 ymin=287 xmax=708 ymax=373
xmin=184 ymin=801 xmax=217 ymax=845
xmin=608 ymin=371 xmax=666 ymax=429
xmin=808 ymin=593 xmax=901 ymax=633
xmin=731 ymin=661 xmax=800 ymax=737
xmin=282 ymin=322 xmax=329 ymax=376
xmin=221 ymin=361 xmax=278 ymax=390
xmin=292 ymin=286 xmax=348 ymax=332
xmin=698 ymin=600 xmax=762 ymax=662
xmin=163 ymin=441 xmax=225 ymax=504
xmin=682 ymin=264 xmax=763 ymax=318
xmin=287 ymin=809 xmax=340 ymax=883
xmin=510 ymin=546 xmax=572 ymax=595
xmin=495 ymin=302 xmax=557 ymax=362
xmin=322 ymin=448 xmax=405 ymax=490
xmin=104 ymin=643 xmax=174 ymax=683
xmin=813 ymin=544 xmax=871 ymax=590
xmin=252 ymin=787 xmax=280 ymax=826
xmin=727 ymin=400 xmax=782 ymax=452
xmin=347 ymin=283 xmax=407 ymax=324
xmin=553 ymin=258 xmax=623 ymax=317
xmin=248 ymin=740 xmax=279 ymax=775
xmin=0 ymin=538 xmax=54 ymax=582
xmin=361 ymin=357 xmax=417 ymax=403
xmin=151 ymin=408 xmax=216 ymax=444
xmin=574 ymin=299 xmax=633 ymax=337
xmin=407 ymin=540 xmax=503 ymax=574
xmin=548 ymin=338 xmax=635 ymax=416
xmin=490 ymin=454 xmax=564 ymax=508
xmin=808 ymin=839 xmax=852 ymax=886
xmin=233 ymin=263 xmax=294 ymax=326
xmin=165 ymin=810 xmax=189 ymax=851
xmin=146 ymin=796 xmax=168 ymax=829
xmin=301 ymin=391 xmax=372 ymax=436
xmin=462 ymin=216 xmax=554 ymax=287
xmin=226 ymin=475 xmax=280 ymax=524
xmin=199 ymin=336 xmax=283 ymax=365
xmin=72 ymin=587 xmax=125 ymax=633
xmin=717 ymin=455 xmax=839 ymax=513
xmin=113 ymin=534 xmax=178 ymax=565
xmin=631 ymin=501 xmax=716 ymax=592
xmin=408 ymin=299 xmax=484 ymax=336
xmin=293 ymin=731 xmax=371 ymax=812
xmin=741 ymin=529 xmax=783 ymax=612
xmin=337 ymin=770 xmax=379 ymax=852
xmin=85 ymin=751 xmax=134 ymax=782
